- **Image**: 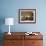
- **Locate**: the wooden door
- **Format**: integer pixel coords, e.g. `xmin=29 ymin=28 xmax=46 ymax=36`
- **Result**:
xmin=4 ymin=40 xmax=24 ymax=46
xmin=24 ymin=40 xmax=43 ymax=46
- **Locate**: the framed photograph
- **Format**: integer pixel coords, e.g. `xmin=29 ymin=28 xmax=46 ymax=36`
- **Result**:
xmin=18 ymin=9 xmax=36 ymax=23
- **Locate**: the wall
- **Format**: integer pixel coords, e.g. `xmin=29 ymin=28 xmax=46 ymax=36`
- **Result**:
xmin=0 ymin=0 xmax=46 ymax=32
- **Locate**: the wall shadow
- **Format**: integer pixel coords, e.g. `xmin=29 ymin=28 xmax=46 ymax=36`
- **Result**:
xmin=0 ymin=15 xmax=5 ymax=46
